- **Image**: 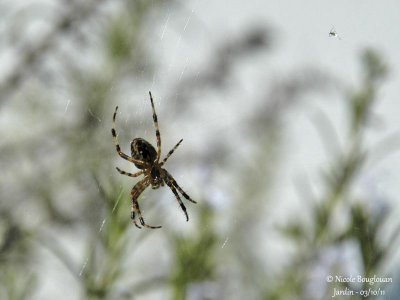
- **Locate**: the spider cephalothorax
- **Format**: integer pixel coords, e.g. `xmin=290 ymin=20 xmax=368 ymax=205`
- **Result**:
xmin=111 ymin=92 xmax=196 ymax=229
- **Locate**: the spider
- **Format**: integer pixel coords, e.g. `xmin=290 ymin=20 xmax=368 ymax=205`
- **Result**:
xmin=111 ymin=91 xmax=196 ymax=229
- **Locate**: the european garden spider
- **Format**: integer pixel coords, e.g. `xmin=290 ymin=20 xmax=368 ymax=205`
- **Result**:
xmin=111 ymin=91 xmax=196 ymax=229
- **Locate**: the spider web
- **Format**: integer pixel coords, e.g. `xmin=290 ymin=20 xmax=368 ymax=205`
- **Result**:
xmin=76 ymin=0 xmax=204 ymax=281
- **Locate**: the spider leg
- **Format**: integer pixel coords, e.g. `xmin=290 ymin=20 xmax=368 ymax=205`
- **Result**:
xmin=131 ymin=211 xmax=142 ymax=229
xmin=164 ymin=178 xmax=189 ymax=222
xmin=160 ymin=139 xmax=183 ymax=166
xmin=148 ymin=91 xmax=162 ymax=162
xmin=131 ymin=177 xmax=162 ymax=229
xmin=116 ymin=167 xmax=144 ymax=177
xmin=112 ymin=106 xmax=146 ymax=167
xmin=164 ymin=170 xmax=197 ymax=203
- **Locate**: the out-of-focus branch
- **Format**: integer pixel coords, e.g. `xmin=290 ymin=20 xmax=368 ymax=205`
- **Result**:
xmin=167 ymin=26 xmax=273 ymax=113
xmin=250 ymin=68 xmax=338 ymax=136
xmin=0 ymin=0 xmax=107 ymax=107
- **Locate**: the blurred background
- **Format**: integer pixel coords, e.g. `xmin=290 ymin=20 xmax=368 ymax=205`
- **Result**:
xmin=1 ymin=0 xmax=400 ymax=299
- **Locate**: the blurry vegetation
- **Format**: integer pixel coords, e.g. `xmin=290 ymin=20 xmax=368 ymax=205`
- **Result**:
xmin=274 ymin=49 xmax=397 ymax=300
xmin=0 ymin=1 xmax=399 ymax=300
xmin=169 ymin=205 xmax=217 ymax=300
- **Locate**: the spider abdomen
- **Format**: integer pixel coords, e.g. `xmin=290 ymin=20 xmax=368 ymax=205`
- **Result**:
xmin=131 ymin=138 xmax=157 ymax=168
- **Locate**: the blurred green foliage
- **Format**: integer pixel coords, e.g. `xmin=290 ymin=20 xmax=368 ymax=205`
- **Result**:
xmin=170 ymin=204 xmax=217 ymax=300
xmin=275 ymin=49 xmax=397 ymax=300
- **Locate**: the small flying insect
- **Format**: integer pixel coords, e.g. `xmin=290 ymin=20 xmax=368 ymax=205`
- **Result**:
xmin=329 ymin=27 xmax=341 ymax=40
